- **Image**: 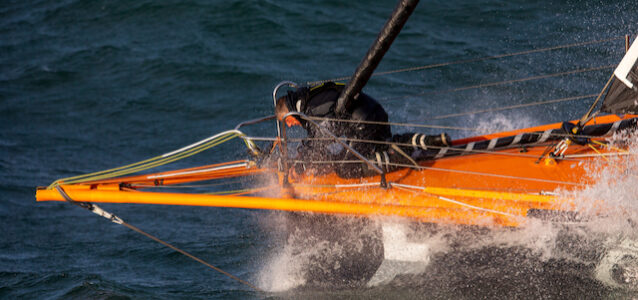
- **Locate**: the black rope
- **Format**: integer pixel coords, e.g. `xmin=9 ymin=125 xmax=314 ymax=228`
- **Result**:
xmin=54 ymin=186 xmax=264 ymax=293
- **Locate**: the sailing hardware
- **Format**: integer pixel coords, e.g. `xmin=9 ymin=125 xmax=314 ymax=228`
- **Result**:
xmin=551 ymin=121 xmax=589 ymax=159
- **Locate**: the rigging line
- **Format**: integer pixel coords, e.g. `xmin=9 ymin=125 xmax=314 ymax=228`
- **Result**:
xmin=293 ymin=182 xmax=380 ymax=189
xmin=205 ymin=188 xmax=257 ymax=195
xmin=144 ymin=162 xmax=249 ymax=179
xmin=588 ymin=143 xmax=610 ymax=163
xmin=63 ymin=133 xmax=239 ymax=185
xmin=74 ymin=132 xmax=235 ymax=182
xmin=120 ymin=223 xmax=263 ymax=293
xmin=305 ymin=116 xmax=480 ymax=131
xmin=286 ymin=135 xmax=629 ymax=163
xmin=162 ymin=130 xmax=241 ymax=157
xmin=289 ymin=138 xmax=578 ymax=160
xmin=293 ymin=159 xmax=582 ymax=186
xmin=294 ymin=130 xmax=610 ymax=144
xmin=591 ymin=140 xmax=630 ymax=154
xmin=287 ymin=138 xmax=596 ymax=161
xmin=131 ymin=179 xmax=246 ymax=189
xmin=78 ymin=132 xmax=246 ymax=184
xmin=239 ymin=136 xmax=279 ymax=142
xmin=293 ymin=131 xmax=623 ymax=142
xmin=564 ymin=153 xmax=637 ymax=158
xmin=54 ymin=186 xmax=263 ymax=293
xmin=586 ymin=143 xmax=628 ymax=174
xmin=390 ymin=183 xmax=517 ymax=217
xmin=431 ymin=94 xmax=598 ymax=120
xmin=579 ymin=73 xmax=616 ymax=125
xmin=297 ymin=181 xmax=545 ymax=194
xmin=288 ymin=126 xmax=619 ymax=145
xmin=389 ymin=162 xmax=583 ymax=186
xmin=303 ymin=114 xmax=627 ymax=138
xmin=308 ymin=36 xmax=625 ymax=85
xmin=381 ymin=65 xmax=615 ymax=101
xmin=223 ymin=185 xmax=280 ymax=196
xmin=49 ymin=131 xmax=242 ymax=187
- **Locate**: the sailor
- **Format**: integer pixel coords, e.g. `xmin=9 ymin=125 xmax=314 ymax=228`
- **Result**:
xmin=275 ymin=81 xmax=449 ymax=177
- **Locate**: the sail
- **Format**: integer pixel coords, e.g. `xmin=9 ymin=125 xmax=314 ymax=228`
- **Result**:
xmin=601 ymin=38 xmax=638 ymax=114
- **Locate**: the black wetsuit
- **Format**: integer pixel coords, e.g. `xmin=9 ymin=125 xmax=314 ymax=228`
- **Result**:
xmin=285 ymin=82 xmax=392 ymax=177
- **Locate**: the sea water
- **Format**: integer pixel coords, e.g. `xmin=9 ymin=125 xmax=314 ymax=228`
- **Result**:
xmin=2 ymin=0 xmax=638 ymax=298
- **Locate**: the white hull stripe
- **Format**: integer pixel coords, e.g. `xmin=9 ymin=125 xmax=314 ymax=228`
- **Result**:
xmin=511 ymin=133 xmax=523 ymax=145
xmin=487 ymin=138 xmax=498 ymax=150
xmin=435 ymin=147 xmax=449 ymax=158
xmin=606 ymin=120 xmax=622 ymax=135
xmin=538 ymin=129 xmax=552 ymax=143
xmin=465 ymin=142 xmax=475 ymax=152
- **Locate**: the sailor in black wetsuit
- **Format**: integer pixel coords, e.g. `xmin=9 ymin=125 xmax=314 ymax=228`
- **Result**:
xmin=275 ymin=81 xmax=449 ymax=178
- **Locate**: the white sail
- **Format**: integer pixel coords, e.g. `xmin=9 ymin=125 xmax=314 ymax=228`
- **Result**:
xmin=601 ymin=36 xmax=638 ymax=114
xmin=614 ymin=38 xmax=638 ymax=89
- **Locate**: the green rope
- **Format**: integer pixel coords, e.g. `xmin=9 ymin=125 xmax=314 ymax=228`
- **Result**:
xmin=48 ymin=130 xmax=247 ymax=189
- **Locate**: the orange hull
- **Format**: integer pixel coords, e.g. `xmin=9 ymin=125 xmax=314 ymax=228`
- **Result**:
xmin=36 ymin=114 xmax=636 ymax=227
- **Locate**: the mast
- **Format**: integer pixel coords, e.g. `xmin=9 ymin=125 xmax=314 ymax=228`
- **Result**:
xmin=335 ymin=0 xmax=420 ymax=117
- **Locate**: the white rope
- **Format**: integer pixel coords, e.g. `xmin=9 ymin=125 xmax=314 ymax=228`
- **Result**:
xmin=389 ymin=162 xmax=583 ymax=186
xmin=391 ymin=183 xmax=517 ymax=217
xmin=292 ymin=158 xmax=583 ymax=185
xmin=563 ymin=152 xmax=636 ymax=158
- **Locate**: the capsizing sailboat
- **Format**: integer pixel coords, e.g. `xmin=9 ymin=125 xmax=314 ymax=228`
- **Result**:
xmin=36 ymin=0 xmax=638 ymax=290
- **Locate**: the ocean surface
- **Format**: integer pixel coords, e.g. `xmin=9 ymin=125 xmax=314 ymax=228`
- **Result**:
xmin=2 ymin=0 xmax=638 ymax=298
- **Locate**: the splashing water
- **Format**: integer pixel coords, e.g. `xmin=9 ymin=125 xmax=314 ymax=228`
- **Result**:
xmin=559 ymin=129 xmax=638 ymax=237
xmin=257 ymin=129 xmax=638 ymax=296
xmin=257 ymin=213 xmax=384 ymax=291
xmin=560 ymin=129 xmax=638 ymax=289
xmin=471 ymin=112 xmax=538 ymax=135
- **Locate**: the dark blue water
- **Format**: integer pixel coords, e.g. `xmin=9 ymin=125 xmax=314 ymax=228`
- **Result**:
xmin=2 ymin=0 xmax=637 ymax=298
